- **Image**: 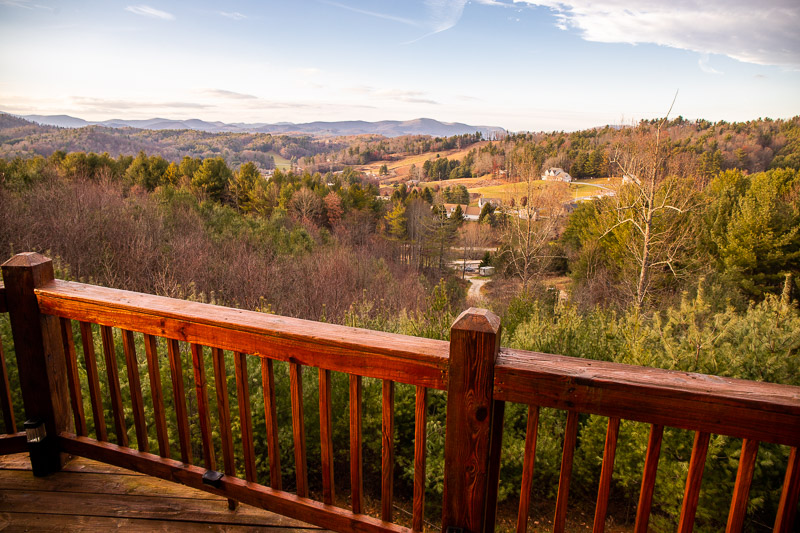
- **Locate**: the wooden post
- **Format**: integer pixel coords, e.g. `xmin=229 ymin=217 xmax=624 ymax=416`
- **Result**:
xmin=442 ymin=307 xmax=502 ymax=533
xmin=1 ymin=253 xmax=72 ymax=474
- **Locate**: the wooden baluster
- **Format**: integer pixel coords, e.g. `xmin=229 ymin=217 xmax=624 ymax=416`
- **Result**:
xmin=1 ymin=253 xmax=72 ymax=474
xmin=261 ymin=358 xmax=281 ymax=489
xmin=234 ymin=352 xmax=256 ymax=483
xmin=79 ymin=322 xmax=106 ymax=441
xmin=775 ymin=447 xmax=800 ymax=533
xmin=678 ymin=431 xmax=711 ymax=532
xmin=634 ymin=424 xmax=664 ymax=533
xmin=319 ymin=368 xmax=335 ymax=505
xmin=554 ymin=410 xmax=580 ymax=533
xmin=59 ymin=318 xmax=85 ymax=437
xmin=100 ymin=326 xmax=128 ymax=447
xmin=485 ymin=399 xmax=506 ymax=533
xmin=349 ymin=374 xmax=363 ymax=514
xmin=191 ymin=343 xmax=215 ymax=471
xmin=382 ymin=379 xmax=395 ymax=522
xmin=167 ymin=339 xmax=192 ymax=464
xmin=442 ymin=308 xmax=502 ymax=533
xmin=0 ymin=331 xmax=16 ymax=434
xmin=121 ymin=330 xmax=148 ymax=453
xmin=593 ymin=417 xmax=621 ymax=533
xmin=412 ymin=385 xmax=427 ymax=532
xmin=290 ymin=361 xmax=307 ymax=497
xmin=211 ymin=347 xmax=237 ymax=510
xmin=517 ymin=405 xmax=541 ymax=533
xmin=726 ymin=438 xmax=759 ymax=532
xmin=143 ymin=334 xmax=170 ymax=458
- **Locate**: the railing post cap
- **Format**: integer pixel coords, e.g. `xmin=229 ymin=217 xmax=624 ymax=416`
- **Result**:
xmin=451 ymin=307 xmax=501 ymax=334
xmin=2 ymin=252 xmax=51 ymax=269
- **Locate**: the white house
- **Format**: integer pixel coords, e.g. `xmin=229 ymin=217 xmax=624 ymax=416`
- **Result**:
xmin=442 ymin=204 xmax=482 ymax=221
xmin=478 ymin=197 xmax=501 ymax=209
xmin=542 ymin=168 xmax=573 ymax=182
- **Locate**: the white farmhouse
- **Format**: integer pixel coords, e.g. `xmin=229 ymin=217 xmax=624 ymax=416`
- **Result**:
xmin=541 ymin=168 xmax=573 ymax=182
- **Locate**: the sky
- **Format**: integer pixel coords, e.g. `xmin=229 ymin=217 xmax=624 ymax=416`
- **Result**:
xmin=0 ymin=0 xmax=798 ymax=132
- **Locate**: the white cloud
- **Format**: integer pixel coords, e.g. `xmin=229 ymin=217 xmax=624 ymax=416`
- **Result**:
xmin=219 ymin=11 xmax=246 ymax=21
xmin=424 ymin=0 xmax=467 ymax=33
xmin=698 ymin=54 xmax=722 ymax=75
xmin=511 ymin=0 xmax=800 ymax=68
xmin=124 ymin=5 xmax=174 ymax=21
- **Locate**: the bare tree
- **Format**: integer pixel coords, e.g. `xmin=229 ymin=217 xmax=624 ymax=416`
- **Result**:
xmin=290 ymin=187 xmax=323 ymax=225
xmin=458 ymin=222 xmax=492 ymax=278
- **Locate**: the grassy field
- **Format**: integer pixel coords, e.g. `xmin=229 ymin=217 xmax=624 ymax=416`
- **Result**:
xmin=468 ymin=178 xmax=622 ymax=202
xmin=360 ymin=141 xmax=492 ymax=182
xmin=268 ymin=151 xmax=292 ymax=170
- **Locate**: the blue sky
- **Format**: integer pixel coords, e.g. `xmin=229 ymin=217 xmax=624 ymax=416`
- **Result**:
xmin=0 ymin=0 xmax=798 ymax=131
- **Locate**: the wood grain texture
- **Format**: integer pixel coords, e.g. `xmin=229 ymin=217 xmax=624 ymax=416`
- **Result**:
xmin=234 ymin=352 xmax=257 ymax=483
xmin=442 ymin=308 xmax=501 ymax=533
xmin=382 ymin=379 xmax=395 ymax=522
xmin=59 ymin=318 xmax=85 ymax=436
xmin=726 ymin=438 xmax=759 ymax=532
xmin=1 ymin=253 xmax=72 ymax=469
xmin=190 ymin=343 xmax=215 ymax=471
xmin=634 ymin=424 xmax=663 ymax=533
xmin=167 ymin=339 xmax=192 ymax=464
xmin=349 ymin=374 xmax=363 ymax=514
xmin=775 ymin=446 xmax=800 ymax=533
xmin=495 ymin=348 xmax=800 ymax=447
xmin=412 ymin=386 xmax=427 ymax=532
xmin=36 ymin=280 xmax=449 ymax=389
xmin=0 ymin=334 xmax=16 ymax=434
xmin=0 ymin=432 xmax=26 ymax=454
xmin=100 ymin=326 xmax=128 ymax=447
xmin=290 ymin=362 xmax=307 ymax=498
xmin=593 ymin=417 xmax=620 ymax=533
xmin=677 ymin=431 xmax=710 ymax=532
xmin=122 ymin=329 xmax=149 ymax=453
xmin=554 ymin=411 xmax=579 ymax=533
xmin=58 ymin=434 xmax=411 ymax=533
xmin=484 ymin=399 xmax=505 ymax=532
xmin=517 ymin=405 xmax=540 ymax=533
xmin=143 ymin=334 xmax=170 ymax=458
xmin=211 ymin=347 xmax=238 ymax=511
xmin=261 ymin=358 xmax=282 ymax=490
xmin=319 ymin=367 xmax=335 ymax=505
xmin=79 ymin=322 xmax=106 ymax=442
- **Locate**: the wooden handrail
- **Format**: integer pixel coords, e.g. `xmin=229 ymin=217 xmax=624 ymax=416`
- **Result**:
xmin=495 ymin=347 xmax=800 ymax=447
xmin=35 ymin=279 xmax=449 ymax=389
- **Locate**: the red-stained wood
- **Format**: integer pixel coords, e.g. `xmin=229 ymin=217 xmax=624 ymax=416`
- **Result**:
xmin=261 ymin=358 xmax=281 ymax=490
xmin=58 ymin=433 xmax=412 ymax=533
xmin=211 ymin=347 xmax=237 ymax=511
xmin=775 ymin=446 xmax=800 ymax=533
xmin=1 ymin=253 xmax=72 ymax=471
xmin=290 ymin=362 xmax=307 ymax=498
xmin=143 ymin=334 xmax=170 ymax=458
xmin=412 ymin=386 xmax=427 ymax=532
xmin=190 ymin=343 xmax=215 ymax=471
xmin=0 ymin=432 xmax=26 ymax=454
xmin=79 ymin=321 xmax=107 ymax=441
xmin=0 ymin=335 xmax=16 ymax=434
xmin=495 ymin=349 xmax=800 ymax=447
xmin=634 ymin=424 xmax=664 ymax=533
xmin=122 ymin=330 xmax=148 ymax=453
xmin=442 ymin=308 xmax=501 ymax=533
xmin=167 ymin=339 xmax=192 ymax=464
xmin=234 ymin=352 xmax=257 ymax=483
xmin=382 ymin=379 xmax=395 ymax=522
xmin=593 ymin=417 xmax=621 ymax=533
xmin=100 ymin=326 xmax=128 ymax=447
xmin=726 ymin=438 xmax=759 ymax=532
xmin=553 ymin=410 xmax=579 ymax=533
xmin=36 ymin=280 xmax=449 ymax=389
xmin=59 ymin=318 xmax=85 ymax=437
xmin=484 ymin=399 xmax=505 ymax=532
xmin=678 ymin=431 xmax=711 ymax=532
xmin=517 ymin=405 xmax=540 ymax=533
xmin=349 ymin=374 xmax=363 ymax=514
xmin=318 ymin=367 xmax=335 ymax=505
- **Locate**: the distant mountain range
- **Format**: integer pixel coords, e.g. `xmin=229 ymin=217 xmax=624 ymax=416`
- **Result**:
xmin=17 ymin=114 xmax=506 ymax=138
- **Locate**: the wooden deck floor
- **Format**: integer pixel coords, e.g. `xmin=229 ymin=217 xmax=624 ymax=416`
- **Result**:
xmin=0 ymin=453 xmax=324 ymax=532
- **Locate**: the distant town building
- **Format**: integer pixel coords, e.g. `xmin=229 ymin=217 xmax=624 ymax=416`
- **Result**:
xmin=542 ymin=168 xmax=573 ymax=182
xmin=478 ymin=197 xmax=502 ymax=208
xmin=442 ymin=204 xmax=481 ymax=221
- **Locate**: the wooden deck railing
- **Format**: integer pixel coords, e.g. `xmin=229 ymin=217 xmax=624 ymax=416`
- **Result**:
xmin=0 ymin=252 xmax=799 ymax=532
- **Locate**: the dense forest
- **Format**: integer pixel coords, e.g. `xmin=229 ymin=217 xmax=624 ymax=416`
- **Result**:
xmin=0 ymin=114 xmax=798 ymax=531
